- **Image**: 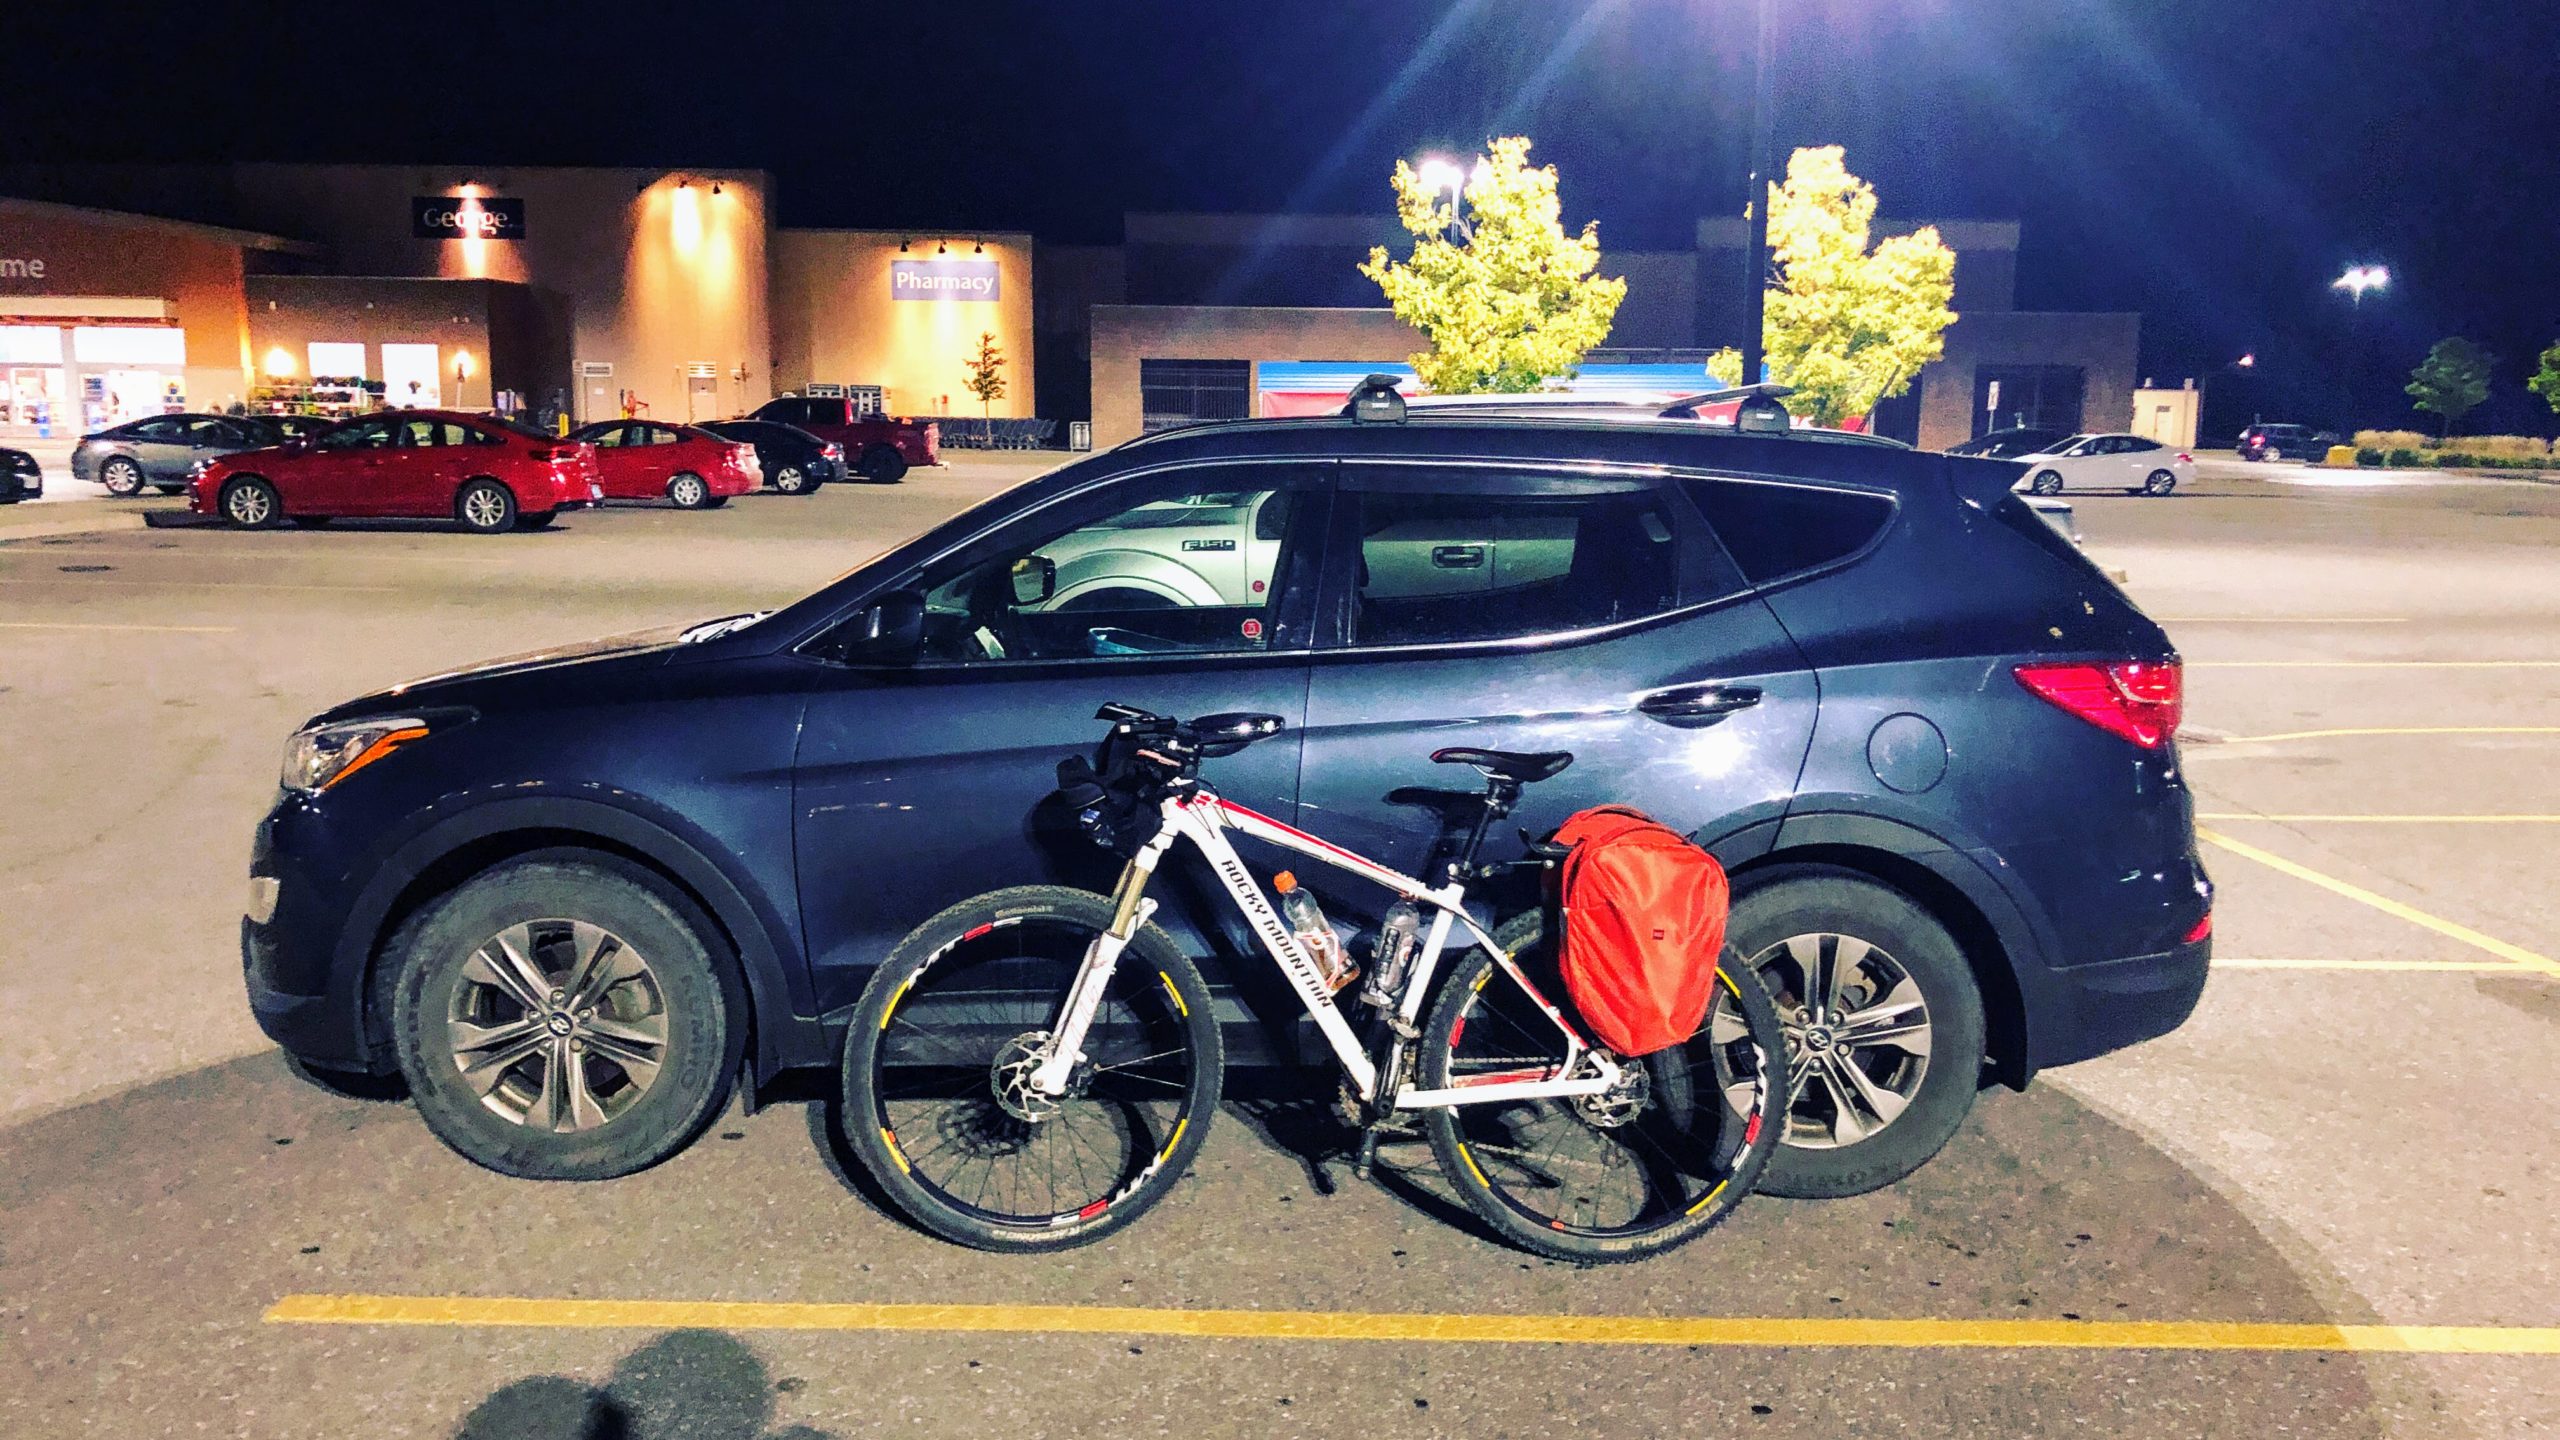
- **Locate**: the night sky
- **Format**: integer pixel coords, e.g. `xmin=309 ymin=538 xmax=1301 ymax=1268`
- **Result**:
xmin=15 ymin=0 xmax=2556 ymax=432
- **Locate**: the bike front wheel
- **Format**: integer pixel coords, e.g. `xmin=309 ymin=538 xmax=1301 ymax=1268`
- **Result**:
xmin=1419 ymin=911 xmax=1789 ymax=1263
xmin=841 ymin=885 xmax=1222 ymax=1251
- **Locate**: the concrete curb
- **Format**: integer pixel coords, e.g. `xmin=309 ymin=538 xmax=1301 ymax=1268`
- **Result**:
xmin=0 ymin=509 xmax=151 ymax=544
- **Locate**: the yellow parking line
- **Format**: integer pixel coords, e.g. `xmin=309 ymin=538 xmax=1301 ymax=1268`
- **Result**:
xmin=2196 ymin=828 xmax=2560 ymax=979
xmin=2215 ymin=958 xmax=2524 ymax=972
xmin=264 ymin=1293 xmax=2560 ymax=1355
xmin=0 ymin=620 xmax=237 ymax=634
xmin=2188 ymin=661 xmax=2560 ymax=669
xmin=2197 ymin=813 xmax=2560 ymax=823
xmin=2213 ymin=727 xmax=2560 ymax=745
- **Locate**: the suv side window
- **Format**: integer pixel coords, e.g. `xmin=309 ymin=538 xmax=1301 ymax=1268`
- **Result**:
xmin=879 ymin=467 xmax=1328 ymax=666
xmin=1333 ymin=470 xmax=1707 ymax=648
xmin=1685 ymin=478 xmax=1893 ymax=587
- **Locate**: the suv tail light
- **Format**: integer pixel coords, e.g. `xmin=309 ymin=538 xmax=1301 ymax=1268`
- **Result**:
xmin=2014 ymin=660 xmax=2182 ymax=748
xmin=822 ymin=442 xmax=842 ymax=460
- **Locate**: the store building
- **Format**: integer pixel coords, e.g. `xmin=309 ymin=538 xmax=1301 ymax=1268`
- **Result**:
xmin=772 ymin=230 xmax=1035 ymax=419
xmin=0 ymin=197 xmax=318 ymax=436
xmin=1052 ymin=210 xmax=2141 ymax=451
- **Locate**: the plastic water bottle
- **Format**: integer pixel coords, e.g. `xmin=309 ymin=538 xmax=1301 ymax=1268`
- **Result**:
xmin=1359 ymin=899 xmax=1425 ymax=1009
xmin=1272 ymin=871 xmax=1357 ymax=991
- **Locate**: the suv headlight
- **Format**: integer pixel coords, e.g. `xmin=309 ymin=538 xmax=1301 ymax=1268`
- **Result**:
xmin=281 ymin=715 xmax=433 ymax=794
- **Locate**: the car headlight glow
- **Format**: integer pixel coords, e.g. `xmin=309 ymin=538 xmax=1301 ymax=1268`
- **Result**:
xmin=281 ymin=716 xmax=432 ymax=793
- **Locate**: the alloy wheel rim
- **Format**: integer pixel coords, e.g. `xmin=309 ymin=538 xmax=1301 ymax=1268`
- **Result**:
xmin=776 ymin=467 xmax=803 ymax=492
xmin=1749 ymin=932 xmax=1933 ymax=1150
xmin=464 ymin=489 xmax=506 ymax=527
xmin=446 ymin=919 xmax=669 ymax=1133
xmin=228 ymin=486 xmax=270 ymax=524
xmin=107 ymin=461 xmax=140 ymax=493
xmin=672 ymin=477 xmax=704 ymax=506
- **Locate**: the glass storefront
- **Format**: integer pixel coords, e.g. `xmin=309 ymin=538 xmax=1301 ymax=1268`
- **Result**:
xmin=0 ymin=322 xmax=186 ymax=435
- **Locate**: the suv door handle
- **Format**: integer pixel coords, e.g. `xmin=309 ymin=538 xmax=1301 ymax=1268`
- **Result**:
xmin=1637 ymin=682 xmax=1763 ymax=722
xmin=1431 ymin=544 xmax=1486 ymax=569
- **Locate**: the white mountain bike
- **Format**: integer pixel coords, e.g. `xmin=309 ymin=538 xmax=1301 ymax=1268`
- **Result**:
xmin=840 ymin=704 xmax=1788 ymax=1263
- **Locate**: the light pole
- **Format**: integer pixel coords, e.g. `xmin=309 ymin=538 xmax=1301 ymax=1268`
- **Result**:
xmin=2331 ymin=265 xmax=2388 ymax=426
xmin=1739 ymin=0 xmax=1776 ymax=386
xmin=1414 ymin=155 xmax=1481 ymax=243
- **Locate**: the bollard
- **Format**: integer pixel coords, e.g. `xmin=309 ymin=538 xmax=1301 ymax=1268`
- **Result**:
xmin=2323 ymin=444 xmax=2359 ymax=468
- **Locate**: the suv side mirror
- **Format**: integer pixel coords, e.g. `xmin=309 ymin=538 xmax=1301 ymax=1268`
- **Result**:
xmin=836 ymin=589 xmax=928 ymax=664
xmin=1010 ymin=555 xmax=1056 ymax=607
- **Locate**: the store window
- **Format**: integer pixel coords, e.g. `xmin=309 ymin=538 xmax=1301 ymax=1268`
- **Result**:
xmin=2 ymin=327 xmax=67 ymax=431
xmin=1973 ymin=365 xmax=2085 ymax=437
xmin=1139 ymin=359 xmax=1250 ymax=432
xmin=380 ymin=344 xmax=442 ymax=409
xmin=307 ymin=342 xmax=367 ymax=380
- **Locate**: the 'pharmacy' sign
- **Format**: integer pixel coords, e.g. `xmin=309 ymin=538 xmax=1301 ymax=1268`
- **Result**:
xmin=890 ymin=259 xmax=1000 ymax=302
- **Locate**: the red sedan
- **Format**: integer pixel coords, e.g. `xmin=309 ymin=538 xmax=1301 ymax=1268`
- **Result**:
xmin=567 ymin=421 xmax=760 ymax=508
xmin=191 ymin=411 xmax=603 ymax=533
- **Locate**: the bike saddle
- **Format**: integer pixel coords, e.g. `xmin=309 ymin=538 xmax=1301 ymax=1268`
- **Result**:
xmin=1430 ymin=747 xmax=1574 ymax=784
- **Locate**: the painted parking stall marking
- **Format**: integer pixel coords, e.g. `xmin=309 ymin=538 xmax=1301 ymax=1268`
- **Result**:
xmin=264 ymin=1293 xmax=2560 ymax=1355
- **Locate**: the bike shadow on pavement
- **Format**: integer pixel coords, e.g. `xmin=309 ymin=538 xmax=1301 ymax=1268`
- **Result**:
xmin=454 ymin=1329 xmax=835 ymax=1440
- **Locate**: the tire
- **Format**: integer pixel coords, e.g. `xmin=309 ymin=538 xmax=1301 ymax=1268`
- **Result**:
xmin=841 ymin=885 xmax=1221 ymax=1252
xmin=455 ymin=479 xmax=518 ymax=534
xmin=99 ymin=456 xmax=146 ymax=497
xmin=702 ymin=494 xmax=728 ymax=509
xmin=858 ymin=446 xmax=907 ymax=483
xmin=220 ymin=476 xmax=282 ymax=529
xmin=153 ymin=484 xmax=187 ymax=496
xmin=516 ymin=510 xmax=560 ymax=530
xmin=2027 ymin=469 xmax=2064 ymax=496
xmin=1421 ymin=912 xmax=1789 ymax=1264
xmin=769 ymin=463 xmax=811 ymax=496
xmin=388 ymin=855 xmax=740 ymax=1180
xmin=289 ymin=515 xmax=332 ymax=529
xmin=2143 ymin=469 xmax=2178 ymax=497
xmin=1726 ymin=873 xmax=1988 ymax=1199
xmin=666 ymin=473 xmax=710 ymax=509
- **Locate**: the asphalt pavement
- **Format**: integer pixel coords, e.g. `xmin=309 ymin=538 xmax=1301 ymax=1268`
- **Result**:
xmin=5 ymin=452 xmax=2558 ymax=1438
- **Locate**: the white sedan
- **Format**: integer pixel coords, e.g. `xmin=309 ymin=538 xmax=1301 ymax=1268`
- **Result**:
xmin=2013 ymin=434 xmax=2194 ymax=497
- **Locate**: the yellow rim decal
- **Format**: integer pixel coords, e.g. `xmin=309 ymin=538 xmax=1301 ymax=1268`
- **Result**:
xmin=1159 ymin=971 xmax=1188 ymax=1016
xmin=1688 ymin=1178 xmax=1730 ymax=1216
xmin=1160 ymin=1116 xmax=1188 ymax=1163
xmin=879 ymin=1128 xmax=910 ymax=1174
xmin=1456 ymin=1143 xmax=1489 ymax=1189
xmin=880 ymin=975 xmax=915 ymax=1030
xmin=1472 ymin=968 xmax=1491 ymax=992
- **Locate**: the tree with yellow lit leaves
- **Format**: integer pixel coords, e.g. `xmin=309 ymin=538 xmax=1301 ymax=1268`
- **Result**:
xmin=1709 ymin=146 xmax=1958 ymax=427
xmin=1360 ymin=136 xmax=1626 ymax=393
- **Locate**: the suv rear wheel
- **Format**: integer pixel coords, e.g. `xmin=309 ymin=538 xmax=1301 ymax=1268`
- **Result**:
xmin=1729 ymin=872 xmax=1987 ymax=1198
xmin=388 ymin=855 xmax=740 ymax=1179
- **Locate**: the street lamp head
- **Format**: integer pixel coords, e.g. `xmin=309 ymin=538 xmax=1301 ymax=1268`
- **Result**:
xmin=2237 ymin=353 xmax=2256 ymax=368
xmin=2332 ymin=264 xmax=2390 ymax=297
xmin=1414 ymin=156 xmax=1464 ymax=200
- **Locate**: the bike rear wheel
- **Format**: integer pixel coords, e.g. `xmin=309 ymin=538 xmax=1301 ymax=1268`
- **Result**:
xmin=841 ymin=885 xmax=1220 ymax=1251
xmin=1420 ymin=911 xmax=1788 ymax=1263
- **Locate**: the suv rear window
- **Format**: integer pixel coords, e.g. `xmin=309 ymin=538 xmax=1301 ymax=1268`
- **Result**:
xmin=1685 ymin=479 xmax=1893 ymax=586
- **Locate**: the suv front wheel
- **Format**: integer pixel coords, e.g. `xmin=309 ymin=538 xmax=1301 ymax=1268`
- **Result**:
xmin=1731 ymin=872 xmax=1987 ymax=1198
xmin=389 ymin=854 xmax=740 ymax=1179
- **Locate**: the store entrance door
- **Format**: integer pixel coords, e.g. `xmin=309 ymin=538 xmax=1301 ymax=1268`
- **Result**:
xmin=381 ymin=344 xmax=442 ymax=409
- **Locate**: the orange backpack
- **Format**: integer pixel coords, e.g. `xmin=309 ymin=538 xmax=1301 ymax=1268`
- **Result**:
xmin=1551 ymin=806 xmax=1730 ymax=1057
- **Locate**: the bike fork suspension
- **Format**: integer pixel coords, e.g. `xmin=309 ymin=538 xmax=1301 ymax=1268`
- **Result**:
xmin=1028 ymin=838 xmax=1168 ymax=1097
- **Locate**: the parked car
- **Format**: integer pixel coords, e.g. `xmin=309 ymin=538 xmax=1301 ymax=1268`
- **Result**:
xmin=2236 ymin=423 xmax=2338 ymax=462
xmin=698 ymin=419 xmax=844 ymax=495
xmin=565 ymin=421 xmax=760 ymax=509
xmin=241 ymin=401 xmax=2209 ymax=1199
xmin=1 ymin=446 xmax=40 ymax=503
xmin=1947 ymin=427 xmax=2068 ymax=460
xmin=190 ymin=410 xmax=604 ymax=533
xmin=72 ymin=413 xmax=280 ymax=496
xmin=2015 ymin=434 xmax=2194 ymax=496
xmin=749 ymin=396 xmax=938 ymax=482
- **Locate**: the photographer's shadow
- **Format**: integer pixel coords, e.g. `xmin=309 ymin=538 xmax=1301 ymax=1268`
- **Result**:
xmin=455 ymin=1329 xmax=834 ymax=1440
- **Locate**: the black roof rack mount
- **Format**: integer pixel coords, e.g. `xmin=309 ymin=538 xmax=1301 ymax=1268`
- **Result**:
xmin=1346 ymin=373 xmax=1407 ymax=423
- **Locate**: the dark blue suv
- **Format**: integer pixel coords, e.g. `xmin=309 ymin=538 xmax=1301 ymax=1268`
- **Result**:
xmin=242 ymin=406 xmax=2209 ymax=1196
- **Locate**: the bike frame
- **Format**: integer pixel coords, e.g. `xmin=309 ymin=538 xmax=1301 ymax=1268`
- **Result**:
xmin=1028 ymin=785 xmax=1624 ymax=1109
